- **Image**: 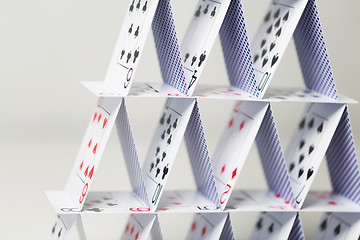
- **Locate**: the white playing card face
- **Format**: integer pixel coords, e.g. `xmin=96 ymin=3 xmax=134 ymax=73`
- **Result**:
xmin=181 ymin=0 xmax=231 ymax=95
xmin=212 ymin=101 xmax=268 ymax=208
xmin=120 ymin=214 xmax=156 ymax=240
xmin=157 ymin=190 xmax=218 ymax=213
xmin=250 ymin=212 xmax=296 ymax=240
xmin=65 ymin=98 xmax=123 ymax=209
xmin=251 ymin=0 xmax=307 ymax=97
xmin=285 ymin=103 xmax=345 ymax=208
xmin=313 ymin=213 xmax=360 ymax=240
xmin=104 ymin=0 xmax=160 ymax=95
xmin=186 ymin=213 xmax=227 ymax=240
xmin=48 ymin=215 xmax=78 ymax=240
xmin=143 ymin=98 xmax=195 ymax=210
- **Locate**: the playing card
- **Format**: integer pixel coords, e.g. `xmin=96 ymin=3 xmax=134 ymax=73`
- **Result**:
xmin=285 ymin=103 xmax=345 ymax=208
xmin=186 ymin=213 xmax=227 ymax=240
xmin=180 ymin=0 xmax=231 ymax=95
xmin=104 ymin=0 xmax=160 ymax=95
xmin=313 ymin=213 xmax=360 ymax=240
xmin=251 ymin=0 xmax=307 ymax=97
xmin=250 ymin=212 xmax=297 ymax=240
xmin=115 ymin=99 xmax=149 ymax=207
xmin=157 ymin=190 xmax=218 ymax=213
xmin=48 ymin=215 xmax=78 ymax=240
xmin=120 ymin=214 xmax=156 ymax=240
xmin=143 ymin=98 xmax=195 ymax=210
xmin=65 ymin=97 xmax=123 ymax=209
xmin=212 ymin=101 xmax=268 ymax=208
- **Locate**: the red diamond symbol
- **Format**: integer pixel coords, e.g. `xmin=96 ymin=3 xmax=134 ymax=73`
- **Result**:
xmin=228 ymin=117 xmax=234 ymax=128
xmin=201 ymin=226 xmax=207 ymax=236
xmin=221 ymin=165 xmax=226 ymax=174
xmin=191 ymin=222 xmax=196 ymax=232
xmin=240 ymin=120 xmax=245 ymax=131
xmin=231 ymin=168 xmax=237 ymax=179
xmin=135 ymin=232 xmax=139 ymax=240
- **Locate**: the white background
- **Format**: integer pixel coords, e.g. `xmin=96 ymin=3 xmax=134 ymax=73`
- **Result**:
xmin=0 ymin=0 xmax=359 ymax=239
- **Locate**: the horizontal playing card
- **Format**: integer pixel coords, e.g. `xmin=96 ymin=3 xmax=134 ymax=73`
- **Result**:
xmin=81 ymin=82 xmax=357 ymax=103
xmin=301 ymin=191 xmax=360 ymax=212
xmin=46 ymin=191 xmax=149 ymax=214
xmin=156 ymin=190 xmax=219 ymax=213
xmin=225 ymin=190 xmax=296 ymax=212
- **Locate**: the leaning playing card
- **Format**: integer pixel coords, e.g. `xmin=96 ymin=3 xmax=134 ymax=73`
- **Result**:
xmin=143 ymin=98 xmax=195 ymax=210
xmin=65 ymin=98 xmax=123 ymax=209
xmin=251 ymin=0 xmax=307 ymax=97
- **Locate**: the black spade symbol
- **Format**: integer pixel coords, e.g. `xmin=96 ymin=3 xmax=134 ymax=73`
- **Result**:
xmin=156 ymin=147 xmax=160 ymax=156
xmin=167 ymin=114 xmax=171 ymax=124
xmin=133 ymin=49 xmax=139 ymax=63
xmin=299 ymin=140 xmax=305 ymax=150
xmin=317 ymin=123 xmax=323 ymax=133
xmin=320 ymin=218 xmax=327 ymax=231
xmin=162 ymin=152 xmax=166 ymax=161
xmin=167 ymin=125 xmax=171 ymax=134
xmin=128 ymin=23 xmax=133 ymax=34
xmin=254 ymin=54 xmax=259 ymax=63
xmin=274 ymin=8 xmax=280 ymax=18
xmin=307 ymin=168 xmax=314 ymax=180
xmin=195 ymin=6 xmax=201 ymax=17
xmin=184 ymin=53 xmax=190 ymax=62
xmin=299 ymin=154 xmax=304 ymax=163
xmin=267 ymin=25 xmax=272 ymax=34
xmin=271 ymin=54 xmax=279 ymax=67
xmin=204 ymin=4 xmax=209 ymax=14
xmin=308 ymin=118 xmax=314 ymax=128
xmin=290 ymin=162 xmax=295 ymax=172
xmin=275 ymin=18 xmax=281 ymax=28
xmin=264 ymin=11 xmax=271 ymax=22
xmin=129 ymin=0 xmax=134 ymax=12
xmin=173 ymin=119 xmax=178 ymax=128
xmin=58 ymin=228 xmax=62 ymax=237
xmin=256 ymin=218 xmax=263 ymax=229
xmin=268 ymin=223 xmax=274 ymax=233
xmin=308 ymin=145 xmax=314 ymax=155
xmin=261 ymin=39 xmax=266 ymax=48
xmin=283 ymin=11 xmax=289 ymax=22
xmin=270 ymin=42 xmax=276 ymax=52
xmin=275 ymin=27 xmax=282 ymax=37
xmin=161 ymin=130 xmax=165 ymax=140
xmin=334 ymin=224 xmax=341 ymax=235
xmin=299 ymin=118 xmax=306 ymax=129
xmin=298 ymin=168 xmax=304 ymax=178
xmin=52 ymin=224 xmax=56 ymax=234
xmin=107 ymin=203 xmax=117 ymax=206
xmin=160 ymin=113 xmax=165 ymax=124
xmin=261 ymin=48 xmax=267 ymax=58
xmin=262 ymin=57 xmax=268 ymax=67
xmin=167 ymin=135 xmax=172 ymax=144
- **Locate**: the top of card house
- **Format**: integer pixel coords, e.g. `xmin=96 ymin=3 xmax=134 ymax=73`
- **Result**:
xmin=81 ymin=81 xmax=357 ymax=103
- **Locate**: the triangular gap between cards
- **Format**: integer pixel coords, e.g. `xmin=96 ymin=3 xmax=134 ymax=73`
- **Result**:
xmin=326 ymin=106 xmax=360 ymax=205
xmin=119 ymin=214 xmax=157 ymax=240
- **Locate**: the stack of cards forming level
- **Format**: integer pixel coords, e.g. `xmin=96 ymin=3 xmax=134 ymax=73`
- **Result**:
xmin=47 ymin=0 xmax=360 ymax=239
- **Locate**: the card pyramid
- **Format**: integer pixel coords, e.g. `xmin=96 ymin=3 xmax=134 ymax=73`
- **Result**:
xmin=47 ymin=0 xmax=360 ymax=239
